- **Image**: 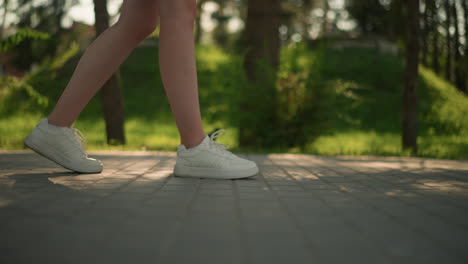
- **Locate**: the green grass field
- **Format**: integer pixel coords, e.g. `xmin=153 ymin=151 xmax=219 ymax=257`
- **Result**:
xmin=1 ymin=43 xmax=467 ymax=159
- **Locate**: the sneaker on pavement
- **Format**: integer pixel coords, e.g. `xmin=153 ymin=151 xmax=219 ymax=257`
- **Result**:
xmin=24 ymin=118 xmax=103 ymax=173
xmin=174 ymin=129 xmax=259 ymax=179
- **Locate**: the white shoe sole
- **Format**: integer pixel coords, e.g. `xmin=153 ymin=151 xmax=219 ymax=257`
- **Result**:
xmin=174 ymin=163 xmax=259 ymax=179
xmin=24 ymin=134 xmax=102 ymax=174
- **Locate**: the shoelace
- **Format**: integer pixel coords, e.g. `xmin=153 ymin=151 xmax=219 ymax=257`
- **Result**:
xmin=67 ymin=124 xmax=87 ymax=157
xmin=71 ymin=127 xmax=87 ymax=148
xmin=208 ymin=129 xmax=235 ymax=158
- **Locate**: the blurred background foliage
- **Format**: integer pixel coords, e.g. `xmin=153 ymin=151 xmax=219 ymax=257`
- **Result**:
xmin=0 ymin=0 xmax=467 ymax=159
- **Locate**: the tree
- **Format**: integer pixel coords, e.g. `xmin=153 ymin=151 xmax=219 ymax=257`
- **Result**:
xmin=93 ymin=0 xmax=126 ymax=145
xmin=346 ymin=0 xmax=392 ymax=36
xmin=300 ymin=0 xmax=314 ymax=40
xmin=4 ymin=0 xmax=78 ymax=71
xmin=421 ymin=0 xmax=429 ymax=66
xmin=195 ymin=0 xmax=208 ymax=44
xmin=463 ymin=0 xmax=468 ymax=93
xmin=402 ymin=0 xmax=420 ymax=155
xmin=243 ymin=0 xmax=281 ymax=81
xmin=211 ymin=0 xmax=231 ymax=47
xmin=452 ymin=0 xmax=465 ymax=92
xmin=463 ymin=0 xmax=468 ymax=48
xmin=240 ymin=0 xmax=281 ymax=147
xmin=321 ymin=0 xmax=330 ymax=35
xmin=0 ymin=0 xmax=10 ymax=40
xmin=280 ymin=0 xmax=314 ymax=43
xmin=444 ymin=0 xmax=452 ymax=82
xmin=430 ymin=0 xmax=441 ymax=74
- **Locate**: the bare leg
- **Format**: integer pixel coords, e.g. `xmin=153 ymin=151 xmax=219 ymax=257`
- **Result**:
xmin=47 ymin=0 xmax=159 ymax=127
xmin=158 ymin=0 xmax=205 ymax=148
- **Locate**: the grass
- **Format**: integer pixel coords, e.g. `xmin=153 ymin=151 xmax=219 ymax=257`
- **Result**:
xmin=296 ymin=46 xmax=468 ymax=159
xmin=0 ymin=44 xmax=240 ymax=151
xmin=305 ymin=131 xmax=468 ymax=159
xmin=0 ymin=42 xmax=467 ymax=159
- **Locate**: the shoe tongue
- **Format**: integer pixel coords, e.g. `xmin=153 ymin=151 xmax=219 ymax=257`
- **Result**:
xmin=177 ymin=144 xmax=187 ymax=151
xmin=201 ymin=135 xmax=211 ymax=145
xmin=189 ymin=135 xmax=210 ymax=149
xmin=178 ymin=135 xmax=210 ymax=152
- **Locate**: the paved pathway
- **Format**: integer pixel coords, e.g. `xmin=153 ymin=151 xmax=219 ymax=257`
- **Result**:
xmin=1 ymin=150 xmax=468 ymax=264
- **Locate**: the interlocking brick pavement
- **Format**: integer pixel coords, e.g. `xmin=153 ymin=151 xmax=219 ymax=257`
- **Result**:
xmin=1 ymin=150 xmax=468 ymax=264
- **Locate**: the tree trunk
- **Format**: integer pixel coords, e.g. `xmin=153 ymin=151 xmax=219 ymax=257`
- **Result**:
xmin=243 ymin=0 xmax=281 ymax=82
xmin=94 ymin=0 xmax=126 ymax=145
xmin=461 ymin=0 xmax=468 ymax=93
xmin=0 ymin=0 xmax=10 ymax=40
xmin=452 ymin=0 xmax=464 ymax=92
xmin=240 ymin=0 xmax=281 ymax=147
xmin=52 ymin=0 xmax=66 ymax=36
xmin=463 ymin=0 xmax=468 ymax=47
xmin=195 ymin=0 xmax=206 ymax=45
xmin=300 ymin=0 xmax=313 ymax=40
xmin=444 ymin=0 xmax=452 ymax=82
xmin=421 ymin=0 xmax=429 ymax=66
xmin=402 ymin=0 xmax=420 ymax=155
xmin=431 ymin=0 xmax=440 ymax=74
xmin=213 ymin=0 xmax=229 ymax=47
xmin=321 ymin=0 xmax=330 ymax=36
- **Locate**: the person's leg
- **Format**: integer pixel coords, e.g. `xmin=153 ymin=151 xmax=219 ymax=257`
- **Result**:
xmin=157 ymin=0 xmax=259 ymax=179
xmin=47 ymin=0 xmax=160 ymax=127
xmin=158 ymin=0 xmax=205 ymax=148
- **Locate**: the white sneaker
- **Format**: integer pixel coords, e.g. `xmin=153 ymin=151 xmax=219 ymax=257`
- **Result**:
xmin=24 ymin=118 xmax=103 ymax=173
xmin=174 ymin=129 xmax=259 ymax=179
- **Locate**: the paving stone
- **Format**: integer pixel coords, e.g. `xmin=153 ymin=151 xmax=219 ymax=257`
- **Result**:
xmin=118 ymin=185 xmax=159 ymax=194
xmin=1 ymin=151 xmax=467 ymax=264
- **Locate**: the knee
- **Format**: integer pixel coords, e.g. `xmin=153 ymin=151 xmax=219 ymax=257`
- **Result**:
xmin=116 ymin=16 xmax=159 ymax=43
xmin=159 ymin=0 xmax=196 ymax=23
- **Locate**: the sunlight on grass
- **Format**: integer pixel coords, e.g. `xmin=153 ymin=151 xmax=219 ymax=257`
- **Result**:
xmin=75 ymin=118 xmax=180 ymax=151
xmin=420 ymin=66 xmax=468 ymax=135
xmin=1 ymin=45 xmax=467 ymax=159
xmin=305 ymin=131 xmax=468 ymax=159
xmin=77 ymin=117 xmax=238 ymax=151
xmin=306 ymin=131 xmax=402 ymax=156
xmin=0 ymin=113 xmax=238 ymax=151
xmin=0 ymin=113 xmax=43 ymax=149
xmin=418 ymin=135 xmax=468 ymax=159
xmin=196 ymin=45 xmax=230 ymax=71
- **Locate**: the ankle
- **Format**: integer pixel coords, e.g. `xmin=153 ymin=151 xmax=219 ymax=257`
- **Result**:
xmin=182 ymin=134 xmax=206 ymax=149
xmin=47 ymin=117 xmax=72 ymax=128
